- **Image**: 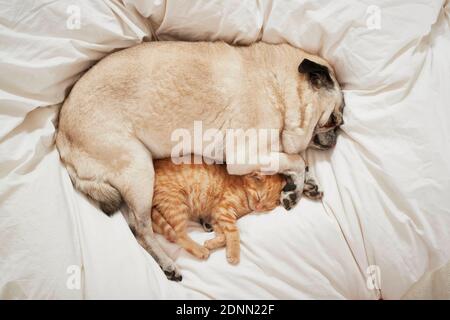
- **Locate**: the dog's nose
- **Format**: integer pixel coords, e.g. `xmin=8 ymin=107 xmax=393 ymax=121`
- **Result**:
xmin=329 ymin=131 xmax=337 ymax=146
xmin=332 ymin=111 xmax=344 ymax=126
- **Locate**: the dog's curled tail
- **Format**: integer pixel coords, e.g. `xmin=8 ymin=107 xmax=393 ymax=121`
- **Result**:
xmin=66 ymin=165 xmax=122 ymax=216
xmin=65 ymin=164 xmax=122 ymax=215
xmin=56 ymin=131 xmax=122 ymax=215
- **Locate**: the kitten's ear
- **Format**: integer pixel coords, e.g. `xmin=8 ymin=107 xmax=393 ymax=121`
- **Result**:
xmin=248 ymin=171 xmax=265 ymax=181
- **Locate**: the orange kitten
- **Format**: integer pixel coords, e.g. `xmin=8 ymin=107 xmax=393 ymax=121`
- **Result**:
xmin=151 ymin=157 xmax=286 ymax=264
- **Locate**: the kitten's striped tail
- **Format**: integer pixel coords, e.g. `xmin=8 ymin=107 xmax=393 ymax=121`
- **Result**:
xmin=151 ymin=208 xmax=178 ymax=242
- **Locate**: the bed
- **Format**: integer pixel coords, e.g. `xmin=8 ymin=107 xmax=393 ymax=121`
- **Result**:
xmin=1 ymin=0 xmax=449 ymax=299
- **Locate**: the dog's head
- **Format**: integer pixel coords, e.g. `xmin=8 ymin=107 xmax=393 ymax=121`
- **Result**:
xmin=297 ymin=58 xmax=345 ymax=150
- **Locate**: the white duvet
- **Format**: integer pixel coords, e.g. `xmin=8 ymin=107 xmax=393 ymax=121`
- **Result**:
xmin=1 ymin=0 xmax=449 ymax=299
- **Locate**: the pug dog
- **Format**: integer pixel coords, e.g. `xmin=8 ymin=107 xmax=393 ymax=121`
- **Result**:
xmin=56 ymin=41 xmax=344 ymax=281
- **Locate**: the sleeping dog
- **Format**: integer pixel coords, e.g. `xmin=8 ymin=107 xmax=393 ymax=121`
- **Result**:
xmin=56 ymin=41 xmax=344 ymax=281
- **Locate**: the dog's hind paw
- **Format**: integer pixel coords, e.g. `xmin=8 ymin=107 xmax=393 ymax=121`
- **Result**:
xmin=161 ymin=264 xmax=182 ymax=282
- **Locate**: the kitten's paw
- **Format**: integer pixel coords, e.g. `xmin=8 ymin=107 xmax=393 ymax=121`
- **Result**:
xmin=204 ymin=237 xmax=226 ymax=250
xmin=227 ymin=254 xmax=240 ymax=265
xmin=192 ymin=246 xmax=210 ymax=260
xmin=303 ymin=178 xmax=323 ymax=200
xmin=161 ymin=263 xmax=182 ymax=282
xmin=204 ymin=240 xmax=214 ymax=250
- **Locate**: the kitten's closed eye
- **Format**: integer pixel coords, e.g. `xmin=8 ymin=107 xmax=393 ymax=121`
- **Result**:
xmin=247 ymin=175 xmax=285 ymax=212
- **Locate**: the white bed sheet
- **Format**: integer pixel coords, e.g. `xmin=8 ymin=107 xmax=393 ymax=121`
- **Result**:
xmin=1 ymin=0 xmax=449 ymax=299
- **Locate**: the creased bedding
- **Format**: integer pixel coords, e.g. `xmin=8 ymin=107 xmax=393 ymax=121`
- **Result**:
xmin=0 ymin=0 xmax=449 ymax=299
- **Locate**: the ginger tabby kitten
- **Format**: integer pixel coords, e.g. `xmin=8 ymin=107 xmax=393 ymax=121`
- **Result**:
xmin=151 ymin=157 xmax=286 ymax=264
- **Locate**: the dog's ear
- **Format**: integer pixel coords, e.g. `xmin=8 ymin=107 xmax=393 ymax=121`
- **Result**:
xmin=298 ymin=59 xmax=333 ymax=89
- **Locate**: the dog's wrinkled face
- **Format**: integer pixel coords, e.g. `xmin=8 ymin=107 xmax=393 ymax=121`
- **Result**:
xmin=298 ymin=58 xmax=345 ymax=150
xmin=310 ymin=102 xmax=344 ymax=150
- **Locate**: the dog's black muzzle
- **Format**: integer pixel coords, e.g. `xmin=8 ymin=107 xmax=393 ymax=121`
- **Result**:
xmin=310 ymin=128 xmax=338 ymax=150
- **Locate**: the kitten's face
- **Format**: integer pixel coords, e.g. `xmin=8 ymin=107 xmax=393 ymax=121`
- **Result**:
xmin=244 ymin=173 xmax=286 ymax=212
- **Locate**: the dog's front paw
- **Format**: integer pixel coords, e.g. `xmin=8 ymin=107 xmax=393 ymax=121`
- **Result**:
xmin=303 ymin=178 xmax=323 ymax=200
xmin=280 ymin=173 xmax=302 ymax=210
xmin=281 ymin=190 xmax=298 ymax=210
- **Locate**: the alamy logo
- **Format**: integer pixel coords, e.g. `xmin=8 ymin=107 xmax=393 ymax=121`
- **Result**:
xmin=171 ymin=121 xmax=280 ymax=172
xmin=366 ymin=5 xmax=381 ymax=30
xmin=66 ymin=5 xmax=81 ymax=30
xmin=366 ymin=265 xmax=381 ymax=290
xmin=66 ymin=265 xmax=81 ymax=290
